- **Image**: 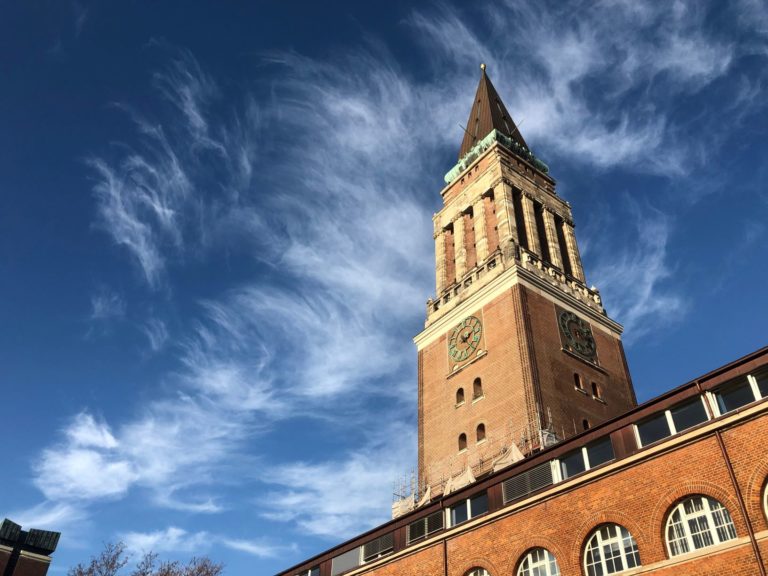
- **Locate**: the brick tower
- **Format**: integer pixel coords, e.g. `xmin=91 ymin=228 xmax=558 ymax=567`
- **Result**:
xmin=415 ymin=65 xmax=637 ymax=496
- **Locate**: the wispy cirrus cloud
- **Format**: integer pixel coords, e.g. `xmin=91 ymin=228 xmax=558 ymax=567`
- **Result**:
xmin=90 ymin=287 xmax=126 ymax=321
xmin=120 ymin=526 xmax=294 ymax=559
xmin=32 ymin=1 xmax=767 ymax=552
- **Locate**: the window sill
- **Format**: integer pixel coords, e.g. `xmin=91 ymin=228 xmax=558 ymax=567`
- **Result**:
xmin=455 ymin=401 xmax=465 ymax=408
xmin=575 ymin=387 xmax=588 ymax=395
xmin=458 ymin=448 xmax=467 ymax=454
xmin=472 ymin=395 xmax=485 ymax=404
xmin=593 ymin=396 xmax=606 ymax=404
xmin=476 ymin=438 xmax=487 ymax=445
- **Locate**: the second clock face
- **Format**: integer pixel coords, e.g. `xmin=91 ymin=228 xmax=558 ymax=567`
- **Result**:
xmin=448 ymin=316 xmax=482 ymax=362
xmin=558 ymin=310 xmax=597 ymax=360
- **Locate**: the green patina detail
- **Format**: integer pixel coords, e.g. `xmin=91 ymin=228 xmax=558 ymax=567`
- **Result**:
xmin=443 ymin=129 xmax=549 ymax=184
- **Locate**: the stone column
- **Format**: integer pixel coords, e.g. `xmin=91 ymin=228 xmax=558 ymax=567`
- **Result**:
xmin=521 ymin=194 xmax=541 ymax=256
xmin=473 ymin=198 xmax=489 ymax=263
xmin=434 ymin=229 xmax=446 ymax=294
xmin=494 ymin=182 xmax=517 ymax=260
xmin=453 ymin=214 xmax=467 ymax=280
xmin=542 ymin=208 xmax=563 ymax=269
xmin=563 ymin=222 xmax=585 ymax=282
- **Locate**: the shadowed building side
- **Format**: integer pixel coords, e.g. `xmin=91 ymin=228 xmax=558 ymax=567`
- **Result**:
xmin=0 ymin=520 xmax=60 ymax=576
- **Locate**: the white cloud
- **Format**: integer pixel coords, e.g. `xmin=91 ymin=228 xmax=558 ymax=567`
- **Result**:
xmin=6 ymin=501 xmax=86 ymax=531
xmin=90 ymin=288 xmax=126 ymax=321
xmin=120 ymin=526 xmax=293 ymax=559
xmin=589 ymin=201 xmax=686 ymax=342
xmin=222 ymin=538 xmax=295 ymax=559
xmin=66 ymin=412 xmax=119 ymax=449
xmin=121 ymin=526 xmax=210 ymax=555
xmin=261 ymin=421 xmax=415 ymax=539
xmin=142 ymin=318 xmax=169 ymax=352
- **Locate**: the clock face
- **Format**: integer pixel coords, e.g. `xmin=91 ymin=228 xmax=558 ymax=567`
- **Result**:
xmin=558 ymin=310 xmax=597 ymax=360
xmin=448 ymin=316 xmax=482 ymax=362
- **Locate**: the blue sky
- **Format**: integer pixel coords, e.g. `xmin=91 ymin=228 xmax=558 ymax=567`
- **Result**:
xmin=1 ymin=1 xmax=767 ymax=574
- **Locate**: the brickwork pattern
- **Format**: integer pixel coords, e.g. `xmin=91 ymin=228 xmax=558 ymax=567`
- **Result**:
xmin=365 ymin=419 xmax=768 ymax=576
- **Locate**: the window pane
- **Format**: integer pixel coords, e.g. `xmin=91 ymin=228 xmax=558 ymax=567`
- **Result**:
xmin=451 ymin=501 xmax=468 ymax=525
xmin=470 ymin=492 xmax=488 ymax=518
xmin=754 ymin=370 xmax=768 ymax=398
xmin=586 ymin=436 xmax=614 ymax=468
xmin=560 ymin=449 xmax=586 ymax=479
xmin=670 ymin=397 xmax=708 ymax=432
xmin=636 ymin=412 xmax=671 ymax=445
xmin=715 ymin=379 xmax=756 ymax=413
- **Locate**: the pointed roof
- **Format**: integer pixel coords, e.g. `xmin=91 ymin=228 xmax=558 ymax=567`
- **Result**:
xmin=458 ymin=64 xmax=528 ymax=159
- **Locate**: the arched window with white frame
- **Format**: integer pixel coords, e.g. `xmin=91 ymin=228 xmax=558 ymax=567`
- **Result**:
xmin=517 ymin=547 xmax=560 ymax=576
xmin=665 ymin=495 xmax=737 ymax=556
xmin=466 ymin=569 xmax=490 ymax=576
xmin=583 ymin=524 xmax=640 ymax=576
xmin=764 ymin=481 xmax=768 ymax=523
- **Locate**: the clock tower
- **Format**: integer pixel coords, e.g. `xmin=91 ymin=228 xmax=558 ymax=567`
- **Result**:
xmin=414 ymin=66 xmax=636 ymax=497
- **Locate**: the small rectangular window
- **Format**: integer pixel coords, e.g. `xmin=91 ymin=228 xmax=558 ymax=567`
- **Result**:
xmin=670 ymin=397 xmax=708 ymax=432
xmin=450 ymin=500 xmax=468 ymax=526
xmin=331 ymin=547 xmax=360 ymax=576
xmin=470 ymin=492 xmax=488 ymax=517
xmin=754 ymin=370 xmax=768 ymax=398
xmin=585 ymin=436 xmax=614 ymax=468
xmin=362 ymin=532 xmax=393 ymax=563
xmin=449 ymin=492 xmax=488 ymax=527
xmin=502 ymin=462 xmax=554 ymax=503
xmin=406 ymin=510 xmax=443 ymax=544
xmin=715 ymin=378 xmax=756 ymax=414
xmin=636 ymin=412 xmax=671 ymax=446
xmin=559 ymin=448 xmax=586 ymax=479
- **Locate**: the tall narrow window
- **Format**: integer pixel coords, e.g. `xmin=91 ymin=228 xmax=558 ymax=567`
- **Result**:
xmin=473 ymin=378 xmax=484 ymax=400
xmin=476 ymin=423 xmax=486 ymax=443
xmin=555 ymin=215 xmax=573 ymax=276
xmin=591 ymin=382 xmax=601 ymax=399
xmin=458 ymin=433 xmax=467 ymax=452
xmin=483 ymin=191 xmax=499 ymax=254
xmin=512 ymin=188 xmax=528 ymax=249
xmin=444 ymin=224 xmax=456 ymax=286
xmin=666 ymin=496 xmax=737 ymax=556
xmin=533 ymin=201 xmax=551 ymax=262
xmin=574 ymin=373 xmax=583 ymax=389
xmin=464 ymin=207 xmax=477 ymax=270
xmin=582 ymin=419 xmax=590 ymax=431
xmin=456 ymin=388 xmax=465 ymax=405
xmin=584 ymin=524 xmax=640 ymax=575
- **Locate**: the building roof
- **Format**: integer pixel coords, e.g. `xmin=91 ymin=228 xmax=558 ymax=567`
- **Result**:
xmin=458 ymin=64 xmax=528 ymax=159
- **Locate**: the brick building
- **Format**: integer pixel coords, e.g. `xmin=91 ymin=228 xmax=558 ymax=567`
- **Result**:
xmin=276 ymin=67 xmax=768 ymax=576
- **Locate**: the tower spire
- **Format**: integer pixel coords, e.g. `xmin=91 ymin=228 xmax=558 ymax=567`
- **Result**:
xmin=458 ymin=64 xmax=528 ymax=159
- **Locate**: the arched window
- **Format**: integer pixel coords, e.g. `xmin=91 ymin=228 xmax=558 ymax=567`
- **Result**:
xmin=666 ymin=496 xmax=737 ymax=556
xmin=458 ymin=433 xmax=467 ymax=452
xmin=583 ymin=524 xmax=640 ymax=575
xmin=473 ymin=378 xmax=484 ymax=400
xmin=591 ymin=382 xmax=601 ymax=399
xmin=574 ymin=373 xmax=583 ymax=389
xmin=466 ymin=569 xmax=490 ymax=576
xmin=517 ymin=547 xmax=560 ymax=576
xmin=456 ymin=388 xmax=465 ymax=405
xmin=476 ymin=423 xmax=486 ymax=443
xmin=582 ymin=419 xmax=590 ymax=430
xmin=764 ymin=481 xmax=768 ymax=522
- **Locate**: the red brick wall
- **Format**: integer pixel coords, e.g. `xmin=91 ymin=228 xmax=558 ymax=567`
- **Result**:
xmin=418 ymin=284 xmax=635 ymax=488
xmin=373 ymin=417 xmax=768 ymax=575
